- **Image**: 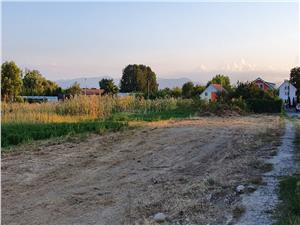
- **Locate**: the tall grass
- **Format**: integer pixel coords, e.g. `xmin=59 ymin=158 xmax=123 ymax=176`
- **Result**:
xmin=2 ymin=96 xmax=195 ymax=124
xmin=1 ymin=96 xmax=196 ymax=147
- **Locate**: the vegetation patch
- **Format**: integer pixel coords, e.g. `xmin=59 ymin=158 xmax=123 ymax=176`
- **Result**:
xmin=246 ymin=99 xmax=282 ymax=113
xmin=294 ymin=125 xmax=300 ymax=153
xmin=275 ymin=174 xmax=300 ymax=225
xmin=275 ymin=124 xmax=300 ymax=225
xmin=1 ymin=121 xmax=127 ymax=148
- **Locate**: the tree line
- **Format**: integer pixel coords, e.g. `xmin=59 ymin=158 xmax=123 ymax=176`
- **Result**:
xmin=2 ymin=60 xmax=300 ymax=103
xmin=2 ymin=61 xmax=64 ymax=101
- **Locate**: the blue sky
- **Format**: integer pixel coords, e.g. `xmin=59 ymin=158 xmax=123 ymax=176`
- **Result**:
xmin=2 ymin=2 xmax=299 ymax=84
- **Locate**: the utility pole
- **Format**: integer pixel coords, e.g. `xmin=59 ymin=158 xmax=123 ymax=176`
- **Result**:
xmin=147 ymin=78 xmax=150 ymax=100
xmin=84 ymin=78 xmax=87 ymax=96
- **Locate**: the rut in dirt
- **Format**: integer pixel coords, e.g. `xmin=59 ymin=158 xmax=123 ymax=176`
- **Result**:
xmin=237 ymin=119 xmax=300 ymax=225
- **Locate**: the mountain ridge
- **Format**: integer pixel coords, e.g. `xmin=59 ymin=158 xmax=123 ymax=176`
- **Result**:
xmin=55 ymin=76 xmax=192 ymax=89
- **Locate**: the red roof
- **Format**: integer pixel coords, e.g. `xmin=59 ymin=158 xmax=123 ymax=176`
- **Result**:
xmin=212 ymin=84 xmax=227 ymax=92
xmin=81 ymin=88 xmax=104 ymax=95
xmin=253 ymin=77 xmax=275 ymax=90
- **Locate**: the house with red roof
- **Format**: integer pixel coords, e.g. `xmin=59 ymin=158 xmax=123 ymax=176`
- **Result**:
xmin=200 ymin=84 xmax=227 ymax=102
xmin=81 ymin=88 xmax=104 ymax=96
xmin=253 ymin=77 xmax=276 ymax=91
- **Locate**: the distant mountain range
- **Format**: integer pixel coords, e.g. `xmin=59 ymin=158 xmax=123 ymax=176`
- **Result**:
xmin=55 ymin=76 xmax=192 ymax=90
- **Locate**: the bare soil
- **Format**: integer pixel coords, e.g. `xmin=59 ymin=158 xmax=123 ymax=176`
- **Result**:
xmin=2 ymin=116 xmax=283 ymax=225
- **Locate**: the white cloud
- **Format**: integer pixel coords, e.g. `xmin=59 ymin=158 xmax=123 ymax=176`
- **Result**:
xmin=221 ymin=58 xmax=257 ymax=72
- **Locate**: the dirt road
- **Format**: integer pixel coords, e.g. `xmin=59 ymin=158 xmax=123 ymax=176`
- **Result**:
xmin=2 ymin=116 xmax=283 ymax=225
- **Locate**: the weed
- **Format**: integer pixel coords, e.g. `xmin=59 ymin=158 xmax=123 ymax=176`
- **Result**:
xmin=1 ymin=121 xmax=127 ymax=148
xmin=275 ymin=174 xmax=300 ymax=225
xmin=232 ymin=205 xmax=246 ymax=219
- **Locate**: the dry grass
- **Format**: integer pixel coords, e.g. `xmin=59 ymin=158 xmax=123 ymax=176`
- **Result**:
xmin=2 ymin=96 xmax=193 ymax=124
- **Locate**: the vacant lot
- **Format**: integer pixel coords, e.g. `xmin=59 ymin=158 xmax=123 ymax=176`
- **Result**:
xmin=2 ymin=116 xmax=283 ymax=225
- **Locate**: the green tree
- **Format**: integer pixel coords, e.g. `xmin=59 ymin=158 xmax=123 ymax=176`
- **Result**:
xmin=44 ymin=80 xmax=60 ymax=95
xmin=155 ymin=88 xmax=172 ymax=98
xmin=1 ymin=61 xmax=23 ymax=102
xmin=182 ymin=82 xmax=194 ymax=98
xmin=65 ymin=82 xmax=81 ymax=96
xmin=22 ymin=70 xmax=61 ymax=96
xmin=171 ymin=87 xmax=182 ymax=98
xmin=23 ymin=70 xmax=45 ymax=95
xmin=233 ymin=81 xmax=277 ymax=100
xmin=193 ymin=85 xmax=206 ymax=97
xmin=207 ymin=74 xmax=231 ymax=91
xmin=290 ymin=67 xmax=300 ymax=101
xmin=99 ymin=78 xmax=119 ymax=95
xmin=120 ymin=64 xmax=158 ymax=96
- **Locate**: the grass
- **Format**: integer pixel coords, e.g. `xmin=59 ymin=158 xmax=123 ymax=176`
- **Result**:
xmin=294 ymin=125 xmax=300 ymax=153
xmin=276 ymin=174 xmax=300 ymax=225
xmin=275 ymin=124 xmax=300 ymax=225
xmin=1 ymin=96 xmax=250 ymax=148
xmin=2 ymin=96 xmax=195 ymax=123
xmin=109 ymin=108 xmax=197 ymax=122
xmin=1 ymin=121 xmax=128 ymax=148
xmin=1 ymin=96 xmax=199 ymax=149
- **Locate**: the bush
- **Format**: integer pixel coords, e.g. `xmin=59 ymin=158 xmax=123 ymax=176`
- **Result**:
xmin=15 ymin=96 xmax=24 ymax=103
xmin=246 ymin=99 xmax=282 ymax=113
xmin=231 ymin=97 xmax=248 ymax=111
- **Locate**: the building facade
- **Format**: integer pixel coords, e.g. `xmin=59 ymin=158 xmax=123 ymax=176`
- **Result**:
xmin=278 ymin=80 xmax=297 ymax=106
xmin=200 ymin=84 xmax=227 ymax=102
xmin=253 ymin=77 xmax=276 ymax=91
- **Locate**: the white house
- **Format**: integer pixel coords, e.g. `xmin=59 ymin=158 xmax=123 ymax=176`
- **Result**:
xmin=200 ymin=84 xmax=227 ymax=102
xmin=278 ymin=80 xmax=297 ymax=106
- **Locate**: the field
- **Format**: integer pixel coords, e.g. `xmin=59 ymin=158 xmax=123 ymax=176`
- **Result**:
xmin=2 ymin=96 xmax=197 ymax=147
xmin=2 ymin=115 xmax=283 ymax=225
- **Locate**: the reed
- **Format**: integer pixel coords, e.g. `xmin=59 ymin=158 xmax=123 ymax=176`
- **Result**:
xmin=2 ymin=96 xmax=195 ymax=124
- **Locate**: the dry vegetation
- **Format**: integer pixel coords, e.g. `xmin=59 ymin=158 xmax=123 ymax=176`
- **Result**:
xmin=2 ymin=96 xmax=196 ymax=147
xmin=2 ymin=116 xmax=284 ymax=225
xmin=2 ymin=96 xmax=194 ymax=123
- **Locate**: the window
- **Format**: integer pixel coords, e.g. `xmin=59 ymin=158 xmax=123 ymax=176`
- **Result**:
xmin=205 ymin=92 xmax=208 ymax=96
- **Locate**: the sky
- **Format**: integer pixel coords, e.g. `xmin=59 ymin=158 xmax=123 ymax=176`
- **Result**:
xmin=2 ymin=1 xmax=299 ymax=84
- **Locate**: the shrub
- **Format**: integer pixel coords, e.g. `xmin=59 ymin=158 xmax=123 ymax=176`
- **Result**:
xmin=246 ymin=99 xmax=282 ymax=113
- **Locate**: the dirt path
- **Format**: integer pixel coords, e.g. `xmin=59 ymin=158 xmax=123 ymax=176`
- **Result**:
xmin=2 ymin=116 xmax=283 ymax=225
xmin=237 ymin=118 xmax=300 ymax=225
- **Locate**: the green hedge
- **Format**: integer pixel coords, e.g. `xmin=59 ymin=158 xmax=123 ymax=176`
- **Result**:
xmin=246 ymin=99 xmax=282 ymax=113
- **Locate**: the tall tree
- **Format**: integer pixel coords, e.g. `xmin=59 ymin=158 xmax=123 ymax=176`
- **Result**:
xmin=99 ymin=78 xmax=119 ymax=95
xmin=120 ymin=64 xmax=158 ymax=95
xmin=23 ymin=70 xmax=47 ymax=96
xmin=207 ymin=74 xmax=231 ymax=91
xmin=233 ymin=81 xmax=277 ymax=100
xmin=1 ymin=61 xmax=23 ymax=102
xmin=44 ymin=80 xmax=60 ymax=96
xmin=171 ymin=87 xmax=182 ymax=98
xmin=65 ymin=82 xmax=81 ymax=96
xmin=22 ymin=70 xmax=61 ymax=96
xmin=290 ymin=67 xmax=300 ymax=100
xmin=193 ymin=85 xmax=206 ymax=97
xmin=182 ymin=82 xmax=194 ymax=98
